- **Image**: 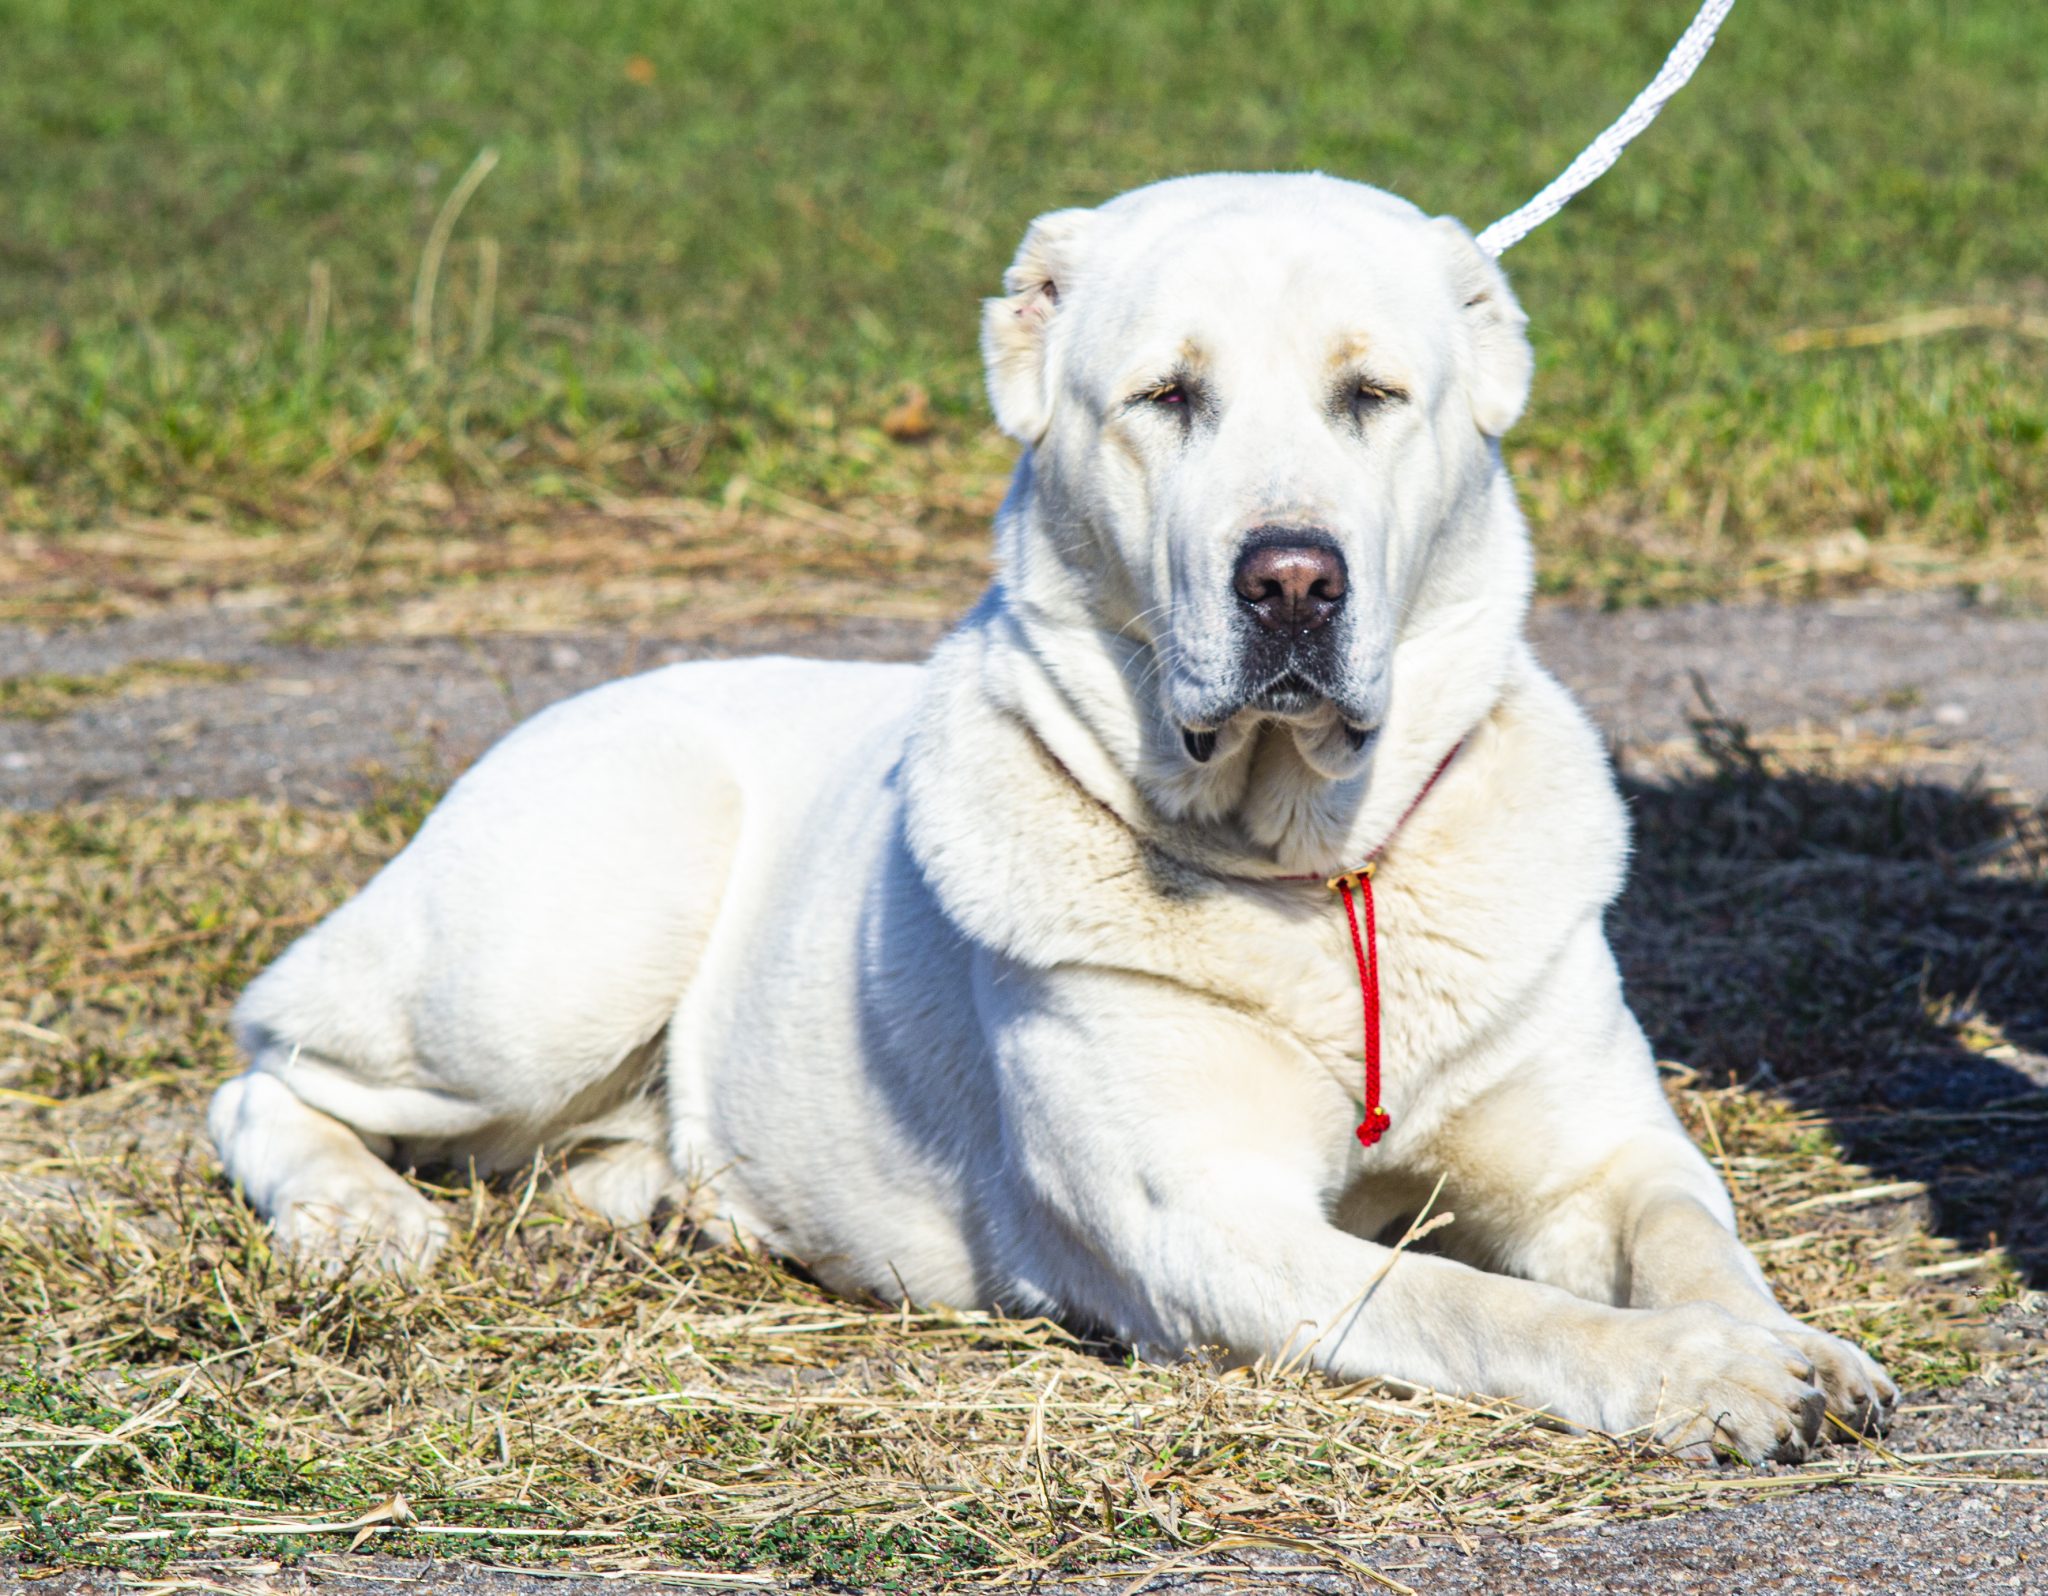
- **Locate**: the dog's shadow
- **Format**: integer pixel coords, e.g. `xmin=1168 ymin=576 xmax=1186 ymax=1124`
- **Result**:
xmin=1610 ymin=716 xmax=2048 ymax=1283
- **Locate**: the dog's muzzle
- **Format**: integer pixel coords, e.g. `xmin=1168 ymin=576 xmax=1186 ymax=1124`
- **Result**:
xmin=1177 ymin=528 xmax=1378 ymax=762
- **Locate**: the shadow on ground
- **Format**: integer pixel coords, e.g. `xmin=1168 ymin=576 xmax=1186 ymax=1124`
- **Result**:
xmin=1613 ymin=719 xmax=2048 ymax=1283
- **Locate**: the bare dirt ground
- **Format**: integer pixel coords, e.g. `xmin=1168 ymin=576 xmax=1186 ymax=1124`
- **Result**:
xmin=5 ymin=592 xmax=2048 ymax=811
xmin=6 ymin=591 xmax=2046 ymax=1594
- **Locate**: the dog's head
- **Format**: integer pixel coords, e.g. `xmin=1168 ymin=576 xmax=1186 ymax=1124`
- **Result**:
xmin=982 ymin=173 xmax=1532 ymax=805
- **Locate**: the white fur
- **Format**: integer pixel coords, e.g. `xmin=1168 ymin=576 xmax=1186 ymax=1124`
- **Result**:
xmin=212 ymin=173 xmax=1893 ymax=1461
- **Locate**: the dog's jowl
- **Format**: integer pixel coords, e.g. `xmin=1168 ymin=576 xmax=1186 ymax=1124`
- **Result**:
xmin=210 ymin=173 xmax=1895 ymax=1462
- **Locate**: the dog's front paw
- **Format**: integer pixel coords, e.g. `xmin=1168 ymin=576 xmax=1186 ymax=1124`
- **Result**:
xmin=273 ymin=1170 xmax=449 ymax=1274
xmin=1769 ymin=1321 xmax=1897 ymax=1441
xmin=1610 ymin=1302 xmax=1830 ymax=1463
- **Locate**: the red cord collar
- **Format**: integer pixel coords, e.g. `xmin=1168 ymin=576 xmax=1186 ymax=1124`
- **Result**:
xmin=1282 ymin=740 xmax=1464 ymax=1151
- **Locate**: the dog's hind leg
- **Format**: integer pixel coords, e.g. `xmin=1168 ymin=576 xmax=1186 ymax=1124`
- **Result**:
xmin=210 ymin=666 xmax=747 ymax=1266
xmin=209 ymin=1066 xmax=451 ymax=1269
xmin=557 ymin=1139 xmax=681 ymax=1225
xmin=550 ymin=1035 xmax=693 ymax=1225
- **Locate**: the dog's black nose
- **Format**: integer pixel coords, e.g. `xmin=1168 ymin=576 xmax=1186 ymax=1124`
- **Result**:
xmin=1233 ymin=535 xmax=1347 ymax=636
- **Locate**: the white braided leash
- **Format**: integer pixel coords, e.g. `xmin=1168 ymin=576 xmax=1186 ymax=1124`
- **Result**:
xmin=1475 ymin=0 xmax=1738 ymax=257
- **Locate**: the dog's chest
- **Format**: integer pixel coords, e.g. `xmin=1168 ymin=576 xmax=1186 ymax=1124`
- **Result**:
xmin=1240 ymin=892 xmax=1369 ymax=1052
xmin=1164 ymin=880 xmax=1402 ymax=1070
xmin=1147 ymin=865 xmax=1497 ymax=1132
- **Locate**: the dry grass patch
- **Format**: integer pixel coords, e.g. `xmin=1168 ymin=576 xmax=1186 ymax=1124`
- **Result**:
xmin=2 ymin=742 xmax=2041 ymax=1584
xmin=5 ymin=461 xmax=2044 ymax=645
xmin=0 ymin=471 xmax=1002 ymax=641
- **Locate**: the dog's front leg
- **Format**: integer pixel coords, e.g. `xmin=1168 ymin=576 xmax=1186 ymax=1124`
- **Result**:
xmin=979 ymin=961 xmax=1838 ymax=1460
xmin=1439 ymin=956 xmax=1898 ymax=1445
xmin=1612 ymin=1147 xmax=1897 ymax=1440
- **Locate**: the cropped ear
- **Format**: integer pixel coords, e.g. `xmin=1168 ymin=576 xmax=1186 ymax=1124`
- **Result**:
xmin=981 ymin=207 xmax=1099 ymax=443
xmin=1430 ymin=216 xmax=1534 ymax=437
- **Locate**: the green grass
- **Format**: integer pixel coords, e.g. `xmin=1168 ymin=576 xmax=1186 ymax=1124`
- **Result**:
xmin=2 ymin=0 xmax=2045 ymax=603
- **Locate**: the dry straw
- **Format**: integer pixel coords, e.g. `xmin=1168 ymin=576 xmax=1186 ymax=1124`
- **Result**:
xmin=2 ymin=725 xmax=2042 ymax=1583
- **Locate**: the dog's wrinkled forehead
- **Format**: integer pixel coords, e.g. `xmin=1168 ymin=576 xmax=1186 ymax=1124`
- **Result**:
xmin=1066 ymin=175 xmax=1453 ymax=386
xmin=984 ymin=172 xmax=1530 ymax=445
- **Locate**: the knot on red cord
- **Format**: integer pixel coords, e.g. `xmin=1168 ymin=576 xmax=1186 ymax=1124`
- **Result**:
xmin=1355 ymin=1106 xmax=1393 ymax=1149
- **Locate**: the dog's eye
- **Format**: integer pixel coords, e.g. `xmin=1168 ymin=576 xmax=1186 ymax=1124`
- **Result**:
xmin=1139 ymin=381 xmax=1189 ymax=408
xmin=1341 ymin=377 xmax=1408 ymax=427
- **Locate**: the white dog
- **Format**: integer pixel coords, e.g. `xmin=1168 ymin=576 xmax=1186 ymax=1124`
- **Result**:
xmin=211 ymin=173 xmax=1895 ymax=1460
